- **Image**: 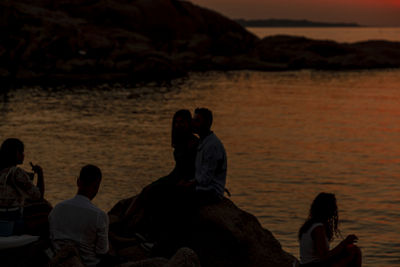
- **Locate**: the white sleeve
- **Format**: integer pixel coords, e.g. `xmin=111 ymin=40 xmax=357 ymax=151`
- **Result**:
xmin=95 ymin=211 xmax=109 ymax=255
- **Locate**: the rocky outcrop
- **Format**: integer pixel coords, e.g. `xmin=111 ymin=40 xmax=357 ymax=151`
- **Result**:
xmin=255 ymin=35 xmax=400 ymax=70
xmin=108 ymin=196 xmax=298 ymax=267
xmin=1 ymin=0 xmax=399 ymax=86
xmin=0 ymin=0 xmax=259 ymax=86
xmin=0 ymin=195 xmax=297 ymax=266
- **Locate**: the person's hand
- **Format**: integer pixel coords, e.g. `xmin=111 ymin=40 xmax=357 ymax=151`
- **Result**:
xmin=343 ymin=234 xmax=358 ymax=245
xmin=30 ymin=162 xmax=43 ymax=176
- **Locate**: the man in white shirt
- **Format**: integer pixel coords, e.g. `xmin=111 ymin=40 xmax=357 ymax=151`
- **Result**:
xmin=48 ymin=165 xmax=109 ymax=267
xmin=191 ymin=107 xmax=227 ymax=203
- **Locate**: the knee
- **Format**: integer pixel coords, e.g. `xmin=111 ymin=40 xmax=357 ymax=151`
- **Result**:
xmin=346 ymin=244 xmax=362 ymax=257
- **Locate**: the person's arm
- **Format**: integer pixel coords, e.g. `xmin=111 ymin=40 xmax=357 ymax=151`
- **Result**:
xmin=96 ymin=211 xmax=109 ymax=256
xmin=312 ymin=225 xmax=358 ymax=261
xmin=13 ymin=167 xmax=41 ymax=200
xmin=31 ymin=163 xmax=44 ymax=198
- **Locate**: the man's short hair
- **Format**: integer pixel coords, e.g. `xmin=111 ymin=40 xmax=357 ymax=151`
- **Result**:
xmin=79 ymin=164 xmax=102 ymax=186
xmin=195 ymin=107 xmax=213 ymax=129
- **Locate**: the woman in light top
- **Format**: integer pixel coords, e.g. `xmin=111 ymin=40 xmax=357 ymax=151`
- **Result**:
xmin=0 ymin=138 xmax=46 ymax=235
xmin=298 ymin=193 xmax=362 ymax=267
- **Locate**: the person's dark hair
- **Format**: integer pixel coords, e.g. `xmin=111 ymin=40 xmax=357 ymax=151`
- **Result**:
xmin=0 ymin=138 xmax=24 ymax=170
xmin=298 ymin=192 xmax=340 ymax=242
xmin=194 ymin=107 xmax=213 ymax=129
xmin=78 ymin=164 xmax=102 ymax=186
xmin=171 ymin=109 xmax=192 ymax=147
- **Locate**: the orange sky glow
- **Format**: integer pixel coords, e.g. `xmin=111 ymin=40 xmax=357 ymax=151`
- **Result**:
xmin=190 ymin=0 xmax=400 ymax=26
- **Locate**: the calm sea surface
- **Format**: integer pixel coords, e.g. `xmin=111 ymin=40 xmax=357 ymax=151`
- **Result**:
xmin=247 ymin=27 xmax=400 ymax=43
xmin=1 ymin=69 xmax=400 ymax=266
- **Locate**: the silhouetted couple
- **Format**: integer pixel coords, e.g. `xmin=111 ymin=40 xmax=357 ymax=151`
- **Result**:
xmin=155 ymin=107 xmax=227 ymax=203
xmin=122 ymin=107 xmax=227 ymax=255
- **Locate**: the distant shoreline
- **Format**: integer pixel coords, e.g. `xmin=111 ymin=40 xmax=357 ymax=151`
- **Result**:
xmin=236 ymin=19 xmax=361 ymax=28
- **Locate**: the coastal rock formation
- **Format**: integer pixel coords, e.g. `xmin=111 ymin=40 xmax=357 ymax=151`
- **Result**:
xmin=255 ymin=35 xmax=400 ymax=70
xmin=108 ymin=196 xmax=298 ymax=267
xmin=1 ymin=0 xmax=400 ymax=86
xmin=0 ymin=0 xmax=258 ymax=85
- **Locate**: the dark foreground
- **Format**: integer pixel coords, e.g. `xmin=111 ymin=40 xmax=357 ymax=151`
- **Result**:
xmin=1 ymin=196 xmax=297 ymax=267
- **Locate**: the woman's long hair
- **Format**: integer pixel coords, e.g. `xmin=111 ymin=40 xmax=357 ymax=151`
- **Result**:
xmin=171 ymin=109 xmax=193 ymax=147
xmin=298 ymin=192 xmax=340 ymax=242
xmin=0 ymin=138 xmax=24 ymax=170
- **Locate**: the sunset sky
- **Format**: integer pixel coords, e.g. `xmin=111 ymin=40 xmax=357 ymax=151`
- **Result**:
xmin=190 ymin=0 xmax=400 ymax=26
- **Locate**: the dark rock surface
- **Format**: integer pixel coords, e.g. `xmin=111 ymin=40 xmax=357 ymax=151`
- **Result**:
xmin=108 ymin=196 xmax=298 ymax=267
xmin=236 ymin=19 xmax=360 ymax=27
xmin=1 ymin=0 xmax=399 ymax=87
xmin=0 ymin=195 xmax=298 ymax=266
xmin=255 ymin=35 xmax=400 ymax=70
xmin=0 ymin=0 xmax=258 ymax=86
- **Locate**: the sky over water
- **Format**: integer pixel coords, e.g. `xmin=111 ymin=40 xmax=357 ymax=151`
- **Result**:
xmin=190 ymin=0 xmax=400 ymax=26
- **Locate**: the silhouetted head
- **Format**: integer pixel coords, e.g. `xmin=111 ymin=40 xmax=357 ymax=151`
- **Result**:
xmin=193 ymin=108 xmax=213 ymax=136
xmin=0 ymin=138 xmax=25 ymax=170
xmin=77 ymin=164 xmax=102 ymax=200
xmin=298 ymin=192 xmax=339 ymax=242
xmin=171 ymin=109 xmax=193 ymax=147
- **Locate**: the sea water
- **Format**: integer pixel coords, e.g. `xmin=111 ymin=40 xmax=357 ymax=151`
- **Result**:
xmin=1 ymin=69 xmax=399 ymax=266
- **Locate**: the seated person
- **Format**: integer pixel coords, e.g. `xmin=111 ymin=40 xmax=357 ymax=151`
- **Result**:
xmin=0 ymin=138 xmax=46 ymax=236
xmin=49 ymin=165 xmax=108 ymax=266
xmin=120 ymin=109 xmax=198 ymax=228
xmin=298 ymin=192 xmax=362 ymax=267
xmin=179 ymin=107 xmax=227 ymax=204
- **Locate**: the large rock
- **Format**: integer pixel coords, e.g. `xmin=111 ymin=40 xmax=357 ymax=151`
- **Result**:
xmin=255 ymin=35 xmax=400 ymax=70
xmin=109 ymin=196 xmax=297 ymax=267
xmin=0 ymin=0 xmax=259 ymax=86
xmin=1 ymin=1 xmax=399 ymax=86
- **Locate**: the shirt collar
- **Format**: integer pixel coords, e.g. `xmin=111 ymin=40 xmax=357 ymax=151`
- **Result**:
xmin=75 ymin=194 xmax=91 ymax=202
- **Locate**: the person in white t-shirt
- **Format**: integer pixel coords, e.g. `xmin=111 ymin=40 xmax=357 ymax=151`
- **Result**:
xmin=49 ymin=165 xmax=108 ymax=267
xmin=298 ymin=192 xmax=362 ymax=267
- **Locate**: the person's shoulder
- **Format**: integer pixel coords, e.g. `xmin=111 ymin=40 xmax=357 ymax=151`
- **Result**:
xmin=86 ymin=200 xmax=106 ymax=215
xmin=99 ymin=209 xmax=108 ymax=221
xmin=50 ymin=198 xmax=73 ymax=216
xmin=210 ymin=133 xmax=226 ymax=150
xmin=14 ymin=167 xmax=29 ymax=176
xmin=92 ymin=206 xmax=108 ymax=225
xmin=12 ymin=167 xmax=33 ymax=182
xmin=310 ymin=223 xmax=325 ymax=235
xmin=53 ymin=197 xmax=75 ymax=208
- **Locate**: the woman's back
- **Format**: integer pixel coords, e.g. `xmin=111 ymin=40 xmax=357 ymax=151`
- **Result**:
xmin=299 ymin=222 xmax=329 ymax=264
